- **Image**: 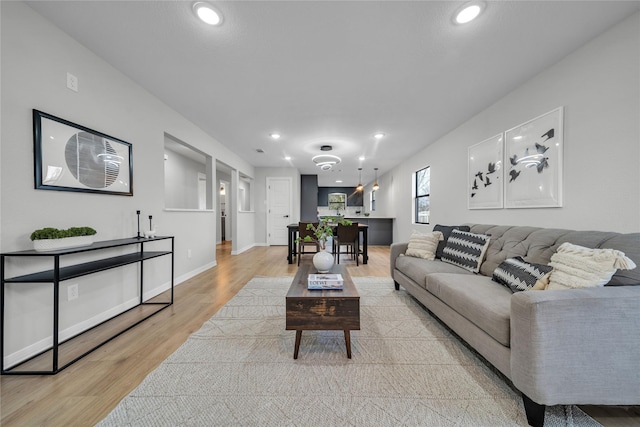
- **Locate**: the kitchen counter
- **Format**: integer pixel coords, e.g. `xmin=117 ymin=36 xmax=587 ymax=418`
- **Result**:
xmin=346 ymin=217 xmax=394 ymax=245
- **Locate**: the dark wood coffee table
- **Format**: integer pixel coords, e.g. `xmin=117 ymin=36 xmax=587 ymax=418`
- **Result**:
xmin=286 ymin=262 xmax=360 ymax=359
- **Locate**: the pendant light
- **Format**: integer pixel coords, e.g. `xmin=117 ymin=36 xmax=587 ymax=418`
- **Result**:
xmin=372 ymin=168 xmax=380 ymax=191
xmin=356 ymin=168 xmax=364 ymax=192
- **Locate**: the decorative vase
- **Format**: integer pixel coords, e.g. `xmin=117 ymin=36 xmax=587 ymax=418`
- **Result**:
xmin=313 ymin=250 xmax=334 ymax=273
xmin=33 ymin=235 xmax=94 ymax=252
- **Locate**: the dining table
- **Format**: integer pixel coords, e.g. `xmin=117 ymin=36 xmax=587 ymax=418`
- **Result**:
xmin=287 ymin=223 xmax=368 ymax=264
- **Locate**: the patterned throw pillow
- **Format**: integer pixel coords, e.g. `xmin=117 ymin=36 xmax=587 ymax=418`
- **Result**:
xmin=547 ymin=242 xmax=637 ymax=290
xmin=433 ymin=224 xmax=471 ymax=259
xmin=492 ymin=256 xmax=553 ymax=292
xmin=404 ymin=231 xmax=444 ymax=260
xmin=441 ymin=229 xmax=490 ymax=273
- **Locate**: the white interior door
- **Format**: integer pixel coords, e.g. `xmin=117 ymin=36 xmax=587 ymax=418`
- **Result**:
xmin=267 ymin=177 xmax=292 ymax=246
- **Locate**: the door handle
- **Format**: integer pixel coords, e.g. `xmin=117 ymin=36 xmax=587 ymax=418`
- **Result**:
xmin=283 ymin=215 xmax=289 ymax=217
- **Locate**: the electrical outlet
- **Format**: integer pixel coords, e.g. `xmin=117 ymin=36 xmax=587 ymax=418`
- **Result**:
xmin=187 ymin=249 xmax=192 ymax=259
xmin=68 ymin=284 xmax=79 ymax=301
xmin=66 ymin=72 xmax=78 ymax=92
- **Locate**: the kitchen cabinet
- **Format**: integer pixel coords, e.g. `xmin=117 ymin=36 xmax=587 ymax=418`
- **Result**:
xmin=318 ymin=187 xmax=363 ymax=207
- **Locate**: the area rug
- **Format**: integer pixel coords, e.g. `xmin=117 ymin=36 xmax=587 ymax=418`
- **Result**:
xmin=98 ymin=276 xmax=601 ymax=426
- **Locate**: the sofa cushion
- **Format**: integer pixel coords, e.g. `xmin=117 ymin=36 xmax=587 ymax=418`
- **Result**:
xmin=434 ymin=224 xmax=470 ymax=259
xmin=441 ymin=229 xmax=490 ymax=273
xmin=396 ymin=257 xmax=471 ymax=289
xmin=547 ymin=242 xmax=637 ymax=290
xmin=405 ymin=230 xmax=443 ymax=260
xmin=425 ymin=273 xmax=512 ymax=347
xmin=492 ymin=256 xmax=553 ymax=292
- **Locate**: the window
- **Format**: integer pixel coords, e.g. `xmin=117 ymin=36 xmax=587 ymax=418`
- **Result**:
xmin=370 ymin=190 xmax=376 ymax=212
xmin=328 ymin=193 xmax=346 ymax=213
xmin=415 ymin=166 xmax=430 ymax=224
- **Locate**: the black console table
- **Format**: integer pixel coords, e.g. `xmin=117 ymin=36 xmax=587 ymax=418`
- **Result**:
xmin=0 ymin=236 xmax=174 ymax=375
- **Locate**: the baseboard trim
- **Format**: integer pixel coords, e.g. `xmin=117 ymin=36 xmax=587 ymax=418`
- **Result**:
xmin=4 ymin=261 xmax=218 ymax=369
xmin=231 ymin=243 xmax=256 ymax=255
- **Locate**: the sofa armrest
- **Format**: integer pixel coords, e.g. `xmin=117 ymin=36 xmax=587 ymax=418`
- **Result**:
xmin=510 ymin=286 xmax=640 ymax=406
xmin=390 ymin=242 xmax=409 ymax=277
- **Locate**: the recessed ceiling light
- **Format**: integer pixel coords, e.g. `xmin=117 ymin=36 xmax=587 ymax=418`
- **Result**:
xmin=193 ymin=2 xmax=223 ymax=26
xmin=359 ymin=156 xmax=365 ymax=161
xmin=373 ymin=133 xmax=385 ymax=139
xmin=284 ymin=156 xmax=291 ymax=160
xmin=336 ymin=180 xmax=343 ymax=183
xmin=270 ymin=133 xmax=281 ymax=140
xmin=454 ymin=1 xmax=485 ymax=24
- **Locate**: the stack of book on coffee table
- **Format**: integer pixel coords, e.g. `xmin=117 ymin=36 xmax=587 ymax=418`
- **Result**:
xmin=307 ymin=273 xmax=344 ymax=290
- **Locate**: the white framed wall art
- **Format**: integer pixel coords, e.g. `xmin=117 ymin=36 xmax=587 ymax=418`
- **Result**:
xmin=505 ymin=107 xmax=564 ymax=208
xmin=468 ymin=133 xmax=504 ymax=209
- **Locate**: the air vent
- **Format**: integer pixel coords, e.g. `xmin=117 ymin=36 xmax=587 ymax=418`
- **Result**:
xmin=320 ymin=145 xmax=332 ymax=151
xmin=256 ymin=148 xmax=265 ymax=153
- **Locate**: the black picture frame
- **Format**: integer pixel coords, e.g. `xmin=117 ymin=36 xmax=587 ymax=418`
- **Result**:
xmin=33 ymin=110 xmax=133 ymax=196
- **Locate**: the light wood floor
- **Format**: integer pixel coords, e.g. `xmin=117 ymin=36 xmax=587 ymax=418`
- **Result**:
xmin=1 ymin=243 xmax=638 ymax=426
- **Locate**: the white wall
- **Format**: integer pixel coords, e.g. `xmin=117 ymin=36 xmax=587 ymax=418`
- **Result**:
xmin=232 ymin=169 xmax=256 ymax=254
xmin=164 ymin=147 xmax=206 ymax=210
xmin=0 ymin=2 xmax=254 ymax=365
xmin=378 ymin=12 xmax=640 ymax=242
xmin=253 ymin=167 xmax=301 ymax=246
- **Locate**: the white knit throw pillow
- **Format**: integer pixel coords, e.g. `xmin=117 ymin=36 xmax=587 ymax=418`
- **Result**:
xmin=404 ymin=231 xmax=444 ymax=260
xmin=547 ymin=242 xmax=637 ymax=290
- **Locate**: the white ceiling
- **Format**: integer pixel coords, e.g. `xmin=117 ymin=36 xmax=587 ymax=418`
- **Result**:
xmin=26 ymin=1 xmax=639 ymax=186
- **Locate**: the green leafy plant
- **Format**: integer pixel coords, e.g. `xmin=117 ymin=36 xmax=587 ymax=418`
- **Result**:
xmin=30 ymin=226 xmax=97 ymax=241
xmin=295 ymin=216 xmax=352 ymax=249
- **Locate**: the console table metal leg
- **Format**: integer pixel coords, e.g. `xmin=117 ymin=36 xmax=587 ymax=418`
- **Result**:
xmin=53 ymin=256 xmax=60 ymax=372
xmin=170 ymin=237 xmax=175 ymax=304
xmin=1 ymin=256 xmax=5 ymax=373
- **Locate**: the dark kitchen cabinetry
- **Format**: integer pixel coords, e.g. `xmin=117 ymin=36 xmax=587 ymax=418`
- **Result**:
xmin=348 ymin=218 xmax=392 ymax=245
xmin=300 ymin=175 xmax=318 ymax=221
xmin=318 ymin=187 xmax=363 ymax=207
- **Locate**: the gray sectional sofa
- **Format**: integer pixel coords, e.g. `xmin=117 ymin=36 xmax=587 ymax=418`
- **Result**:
xmin=390 ymin=224 xmax=640 ymax=427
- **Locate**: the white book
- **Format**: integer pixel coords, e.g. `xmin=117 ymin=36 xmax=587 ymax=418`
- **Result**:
xmin=308 ymin=273 xmax=344 ymax=290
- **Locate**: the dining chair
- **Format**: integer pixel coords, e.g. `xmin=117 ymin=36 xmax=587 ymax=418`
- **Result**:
xmin=334 ymin=223 xmax=360 ymax=265
xmin=297 ymin=222 xmax=320 ymax=266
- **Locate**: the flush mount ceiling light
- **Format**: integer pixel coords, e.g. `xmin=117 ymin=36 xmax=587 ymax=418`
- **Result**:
xmin=454 ymin=1 xmax=485 ymax=24
xmin=193 ymin=2 xmax=223 ymax=26
xmin=312 ymin=154 xmax=341 ymax=171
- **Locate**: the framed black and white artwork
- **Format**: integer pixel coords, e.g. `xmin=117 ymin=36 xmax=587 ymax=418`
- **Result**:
xmin=33 ymin=110 xmax=133 ymax=196
xmin=505 ymin=107 xmax=563 ymax=208
xmin=468 ymin=133 xmax=504 ymax=209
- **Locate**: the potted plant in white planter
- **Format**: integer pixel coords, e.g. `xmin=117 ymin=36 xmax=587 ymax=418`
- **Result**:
xmin=296 ymin=217 xmax=352 ymax=272
xmin=30 ymin=226 xmax=97 ymax=252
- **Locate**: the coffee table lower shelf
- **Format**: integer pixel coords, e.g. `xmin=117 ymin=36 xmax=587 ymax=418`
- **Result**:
xmin=285 ymin=263 xmax=360 ymax=359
